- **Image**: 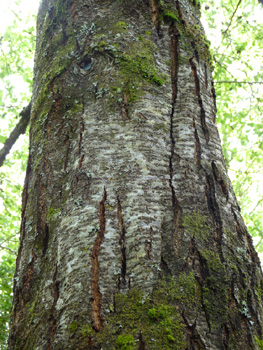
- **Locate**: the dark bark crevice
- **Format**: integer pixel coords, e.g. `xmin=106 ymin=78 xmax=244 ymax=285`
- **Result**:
xmin=64 ymin=135 xmax=70 ymax=171
xmin=149 ymin=0 xmax=161 ymax=34
xmin=42 ymin=223 xmax=49 ymax=257
xmin=193 ymin=118 xmax=202 ymax=166
xmin=205 ymin=174 xmax=224 ymax=261
xmin=182 ymin=311 xmax=207 ymax=349
xmin=211 ymin=80 xmax=217 ymax=122
xmin=190 ymin=58 xmax=210 ymax=143
xmin=90 ymin=188 xmax=107 ymax=332
xmin=169 ymin=25 xmax=182 ymax=245
xmin=117 ymin=195 xmax=127 ymax=291
xmin=139 ymin=332 xmax=146 ymax=350
xmin=121 ymin=93 xmax=129 ymax=121
xmin=146 ymin=226 xmax=153 ymax=259
xmin=211 ymin=161 xmax=229 ymax=201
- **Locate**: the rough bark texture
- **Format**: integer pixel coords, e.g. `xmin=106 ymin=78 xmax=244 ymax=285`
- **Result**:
xmin=8 ymin=0 xmax=263 ymax=349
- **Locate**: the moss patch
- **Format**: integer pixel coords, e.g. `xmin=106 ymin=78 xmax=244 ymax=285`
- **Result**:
xmin=199 ymin=250 xmax=228 ymax=329
xmin=182 ymin=211 xmax=211 ymax=241
xmin=92 ymin=272 xmax=197 ymax=349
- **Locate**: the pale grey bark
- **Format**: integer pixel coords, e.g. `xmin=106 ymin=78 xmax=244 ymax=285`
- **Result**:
xmin=8 ymin=0 xmax=263 ymax=349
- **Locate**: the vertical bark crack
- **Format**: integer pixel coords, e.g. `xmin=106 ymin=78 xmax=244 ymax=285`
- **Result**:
xmin=182 ymin=311 xmax=207 ymax=349
xmin=64 ymin=135 xmax=70 ymax=171
xmin=121 ymin=93 xmax=129 ymax=121
xmin=117 ymin=195 xmax=127 ymax=291
xmin=205 ymin=174 xmax=224 ymax=261
xmin=190 ymin=58 xmax=210 ymax=143
xmin=149 ymin=0 xmax=160 ymax=33
xmin=211 ymin=161 xmax=229 ymax=201
xmin=169 ymin=25 xmax=182 ymax=240
xmin=193 ymin=118 xmax=202 ymax=166
xmin=146 ymin=227 xmax=153 ymax=259
xmin=90 ymin=188 xmax=107 ymax=331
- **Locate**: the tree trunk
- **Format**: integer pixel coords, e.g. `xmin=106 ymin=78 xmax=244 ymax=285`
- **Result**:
xmin=8 ymin=0 xmax=263 ymax=349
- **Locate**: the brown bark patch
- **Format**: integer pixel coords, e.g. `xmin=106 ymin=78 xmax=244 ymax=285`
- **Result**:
xmin=149 ymin=0 xmax=160 ymax=33
xmin=90 ymin=188 xmax=107 ymax=331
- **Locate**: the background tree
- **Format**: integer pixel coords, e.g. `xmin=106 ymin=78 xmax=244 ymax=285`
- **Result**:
xmin=1 ymin=0 xmax=263 ymax=348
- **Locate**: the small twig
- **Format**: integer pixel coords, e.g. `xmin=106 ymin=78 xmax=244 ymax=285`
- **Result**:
xmin=0 ymin=101 xmax=31 ymax=167
xmin=222 ymin=0 xmax=243 ymax=36
xmin=0 ymin=244 xmax=17 ymax=254
xmin=214 ymin=81 xmax=263 ymax=84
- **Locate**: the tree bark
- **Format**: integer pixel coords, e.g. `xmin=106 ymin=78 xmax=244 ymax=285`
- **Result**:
xmin=8 ymin=0 xmax=263 ymax=349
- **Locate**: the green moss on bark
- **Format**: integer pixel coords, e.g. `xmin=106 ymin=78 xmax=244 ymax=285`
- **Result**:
xmin=199 ymin=250 xmax=229 ymax=329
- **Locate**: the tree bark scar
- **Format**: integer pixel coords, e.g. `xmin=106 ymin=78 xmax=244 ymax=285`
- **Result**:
xmin=121 ymin=93 xmax=129 ymax=121
xmin=193 ymin=118 xmax=202 ymax=166
xmin=211 ymin=161 xmax=229 ymax=200
xmin=90 ymin=188 xmax=107 ymax=331
xmin=189 ymin=58 xmax=210 ymax=143
xmin=70 ymin=0 xmax=78 ymax=21
xmin=169 ymin=25 xmax=182 ymax=243
xmin=117 ymin=195 xmax=127 ymax=291
xmin=149 ymin=0 xmax=160 ymax=33
xmin=205 ymin=174 xmax=224 ymax=261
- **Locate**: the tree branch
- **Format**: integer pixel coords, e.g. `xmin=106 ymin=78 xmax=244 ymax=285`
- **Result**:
xmin=0 ymin=101 xmax=31 ymax=167
xmin=214 ymin=81 xmax=263 ymax=84
xmin=222 ymin=0 xmax=242 ymax=36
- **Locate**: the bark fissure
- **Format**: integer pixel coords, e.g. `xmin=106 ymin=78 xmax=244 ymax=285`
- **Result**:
xmin=205 ymin=174 xmax=224 ymax=261
xmin=169 ymin=25 xmax=182 ymax=248
xmin=64 ymin=135 xmax=70 ymax=171
xmin=42 ymin=223 xmax=49 ymax=257
xmin=117 ymin=195 xmax=127 ymax=291
xmin=211 ymin=161 xmax=229 ymax=200
xmin=146 ymin=227 xmax=153 ymax=259
xmin=121 ymin=93 xmax=129 ymax=121
xmin=149 ymin=0 xmax=160 ymax=33
xmin=139 ymin=332 xmax=146 ymax=350
xmin=193 ymin=118 xmax=202 ymax=166
xmin=190 ymin=58 xmax=210 ymax=143
xmin=182 ymin=311 xmax=207 ymax=349
xmin=90 ymin=188 xmax=107 ymax=331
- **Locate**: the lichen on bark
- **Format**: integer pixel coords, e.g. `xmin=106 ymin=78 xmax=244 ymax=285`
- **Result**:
xmin=8 ymin=0 xmax=263 ymax=349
